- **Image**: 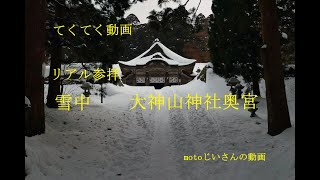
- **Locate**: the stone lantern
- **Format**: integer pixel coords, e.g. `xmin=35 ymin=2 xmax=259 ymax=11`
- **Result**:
xmin=80 ymin=82 xmax=92 ymax=97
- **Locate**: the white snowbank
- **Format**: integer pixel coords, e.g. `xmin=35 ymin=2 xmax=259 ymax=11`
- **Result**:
xmin=192 ymin=63 xmax=208 ymax=75
xmin=26 ymin=67 xmax=295 ymax=180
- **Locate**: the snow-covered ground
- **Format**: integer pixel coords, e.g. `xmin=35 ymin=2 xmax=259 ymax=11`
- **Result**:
xmin=25 ymin=68 xmax=295 ymax=180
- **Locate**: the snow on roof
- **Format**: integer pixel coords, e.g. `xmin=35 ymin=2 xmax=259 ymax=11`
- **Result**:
xmin=118 ymin=38 xmax=196 ymax=66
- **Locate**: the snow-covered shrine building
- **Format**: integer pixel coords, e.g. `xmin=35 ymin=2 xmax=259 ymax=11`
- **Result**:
xmin=118 ymin=39 xmax=196 ymax=89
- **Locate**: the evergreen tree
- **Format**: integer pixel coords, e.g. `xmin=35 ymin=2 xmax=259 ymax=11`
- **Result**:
xmin=194 ymin=13 xmax=206 ymax=33
xmin=208 ymin=0 xmax=238 ymax=78
xmin=277 ymin=0 xmax=295 ymax=64
xmin=208 ymin=0 xmax=294 ymax=96
xmin=125 ymin=14 xmax=141 ymax=25
xmin=46 ymin=0 xmax=144 ymax=107
xmin=209 ymin=0 xmax=263 ymax=95
xmin=146 ymin=5 xmax=195 ymax=57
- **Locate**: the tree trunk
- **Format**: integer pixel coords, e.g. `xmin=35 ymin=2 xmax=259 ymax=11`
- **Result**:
xmin=46 ymin=1 xmax=64 ymax=108
xmin=259 ymin=0 xmax=291 ymax=136
xmin=25 ymin=0 xmax=46 ymax=136
xmin=46 ymin=44 xmax=62 ymax=107
xmin=101 ymin=83 xmax=103 ymax=103
xmin=60 ymin=80 xmax=64 ymax=94
xmin=252 ymin=78 xmax=261 ymax=96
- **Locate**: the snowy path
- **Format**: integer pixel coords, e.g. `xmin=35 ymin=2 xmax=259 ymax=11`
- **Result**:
xmin=148 ymin=98 xmax=180 ymax=179
xmin=26 ymin=76 xmax=295 ymax=180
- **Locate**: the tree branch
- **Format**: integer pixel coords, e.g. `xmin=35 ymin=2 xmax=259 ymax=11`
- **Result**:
xmin=183 ymin=0 xmax=190 ymax=6
xmin=193 ymin=0 xmax=202 ymax=17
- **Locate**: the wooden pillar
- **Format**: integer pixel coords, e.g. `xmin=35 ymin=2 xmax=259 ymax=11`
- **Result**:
xmin=133 ymin=71 xmax=137 ymax=86
xmin=146 ymin=72 xmax=150 ymax=86
xmin=165 ymin=72 xmax=169 ymax=86
xmin=178 ymin=72 xmax=181 ymax=85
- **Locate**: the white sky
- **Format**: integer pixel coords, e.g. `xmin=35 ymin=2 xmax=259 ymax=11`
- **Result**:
xmin=124 ymin=0 xmax=213 ymax=24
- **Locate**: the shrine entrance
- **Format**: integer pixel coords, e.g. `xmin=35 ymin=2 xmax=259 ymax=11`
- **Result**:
xmin=119 ymin=39 xmax=196 ymax=87
xmin=149 ymin=77 xmax=165 ymax=89
xmin=150 ymin=83 xmax=165 ymax=89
